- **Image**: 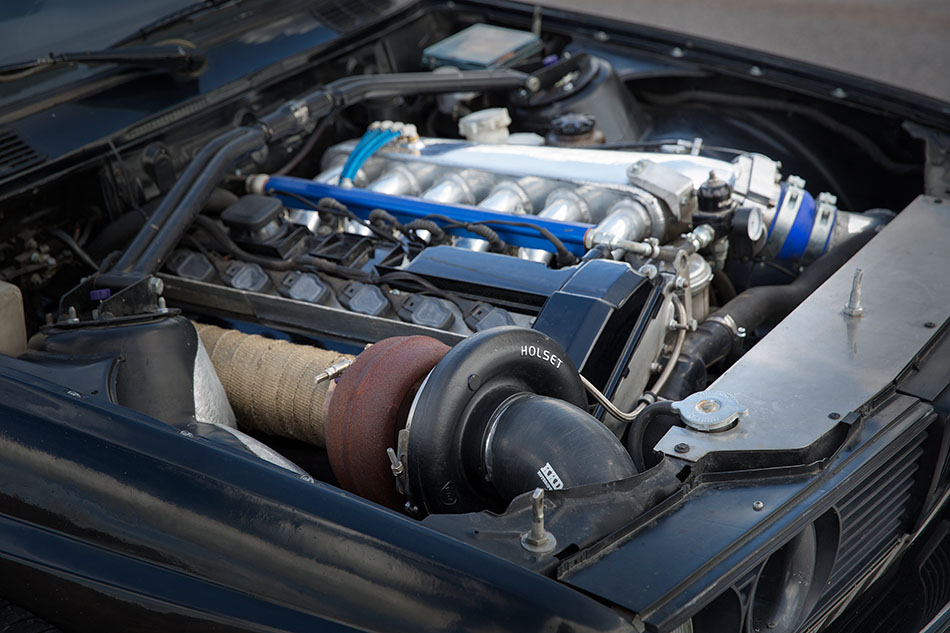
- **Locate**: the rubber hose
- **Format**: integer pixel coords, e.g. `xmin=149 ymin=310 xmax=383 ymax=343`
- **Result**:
xmin=624 ymin=400 xmax=675 ymax=471
xmin=194 ymin=323 xmax=352 ymax=446
xmin=86 ymin=209 xmax=148 ymax=259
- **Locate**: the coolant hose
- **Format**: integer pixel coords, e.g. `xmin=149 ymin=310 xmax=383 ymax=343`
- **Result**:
xmin=660 ymin=229 xmax=877 ymax=400
xmin=194 ymin=323 xmax=352 ymax=446
xmin=624 ymin=400 xmax=675 ymax=471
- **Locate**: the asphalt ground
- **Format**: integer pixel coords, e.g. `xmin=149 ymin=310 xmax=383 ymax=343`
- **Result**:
xmin=535 ymin=0 xmax=950 ymax=103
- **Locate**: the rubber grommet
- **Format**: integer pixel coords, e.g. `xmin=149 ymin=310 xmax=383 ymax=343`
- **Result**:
xmin=326 ymin=336 xmax=449 ymax=510
xmin=404 ymin=326 xmax=585 ymax=515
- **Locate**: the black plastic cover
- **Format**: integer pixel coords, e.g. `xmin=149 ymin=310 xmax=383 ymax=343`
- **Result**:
xmin=397 ymin=295 xmax=455 ymax=329
xmin=339 ymin=281 xmax=391 ymax=316
xmin=28 ymin=315 xmax=198 ymax=426
xmin=279 ymin=271 xmax=329 ymax=304
xmin=166 ymin=249 xmax=216 ymax=282
xmin=221 ymin=195 xmax=283 ymax=232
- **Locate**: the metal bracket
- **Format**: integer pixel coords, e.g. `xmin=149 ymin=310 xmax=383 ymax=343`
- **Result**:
xmin=626 ymin=159 xmax=697 ymax=221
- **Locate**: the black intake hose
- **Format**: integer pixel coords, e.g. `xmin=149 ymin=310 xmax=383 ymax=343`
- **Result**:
xmin=661 ymin=229 xmax=877 ymax=400
xmin=485 ymin=393 xmax=637 ymax=502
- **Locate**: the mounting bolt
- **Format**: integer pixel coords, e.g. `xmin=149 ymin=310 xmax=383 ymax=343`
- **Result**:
xmin=752 ymin=500 xmax=765 ymax=511
xmin=148 ymin=277 xmax=165 ymax=296
xmin=924 ymin=321 xmax=937 ymax=329
xmin=674 ymin=442 xmax=690 ymax=454
xmin=843 ymin=268 xmax=864 ymax=317
xmin=66 ymin=305 xmax=79 ymax=323
xmin=386 ymin=447 xmax=404 ymax=477
xmin=828 ymin=412 xmax=841 ymax=420
xmin=521 ymin=488 xmax=557 ymax=554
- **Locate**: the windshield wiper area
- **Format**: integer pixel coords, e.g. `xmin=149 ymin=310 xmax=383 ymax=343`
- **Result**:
xmin=0 ymin=45 xmax=206 ymax=82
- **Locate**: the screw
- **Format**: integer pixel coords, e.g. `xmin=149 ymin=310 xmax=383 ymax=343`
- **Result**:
xmin=828 ymin=412 xmax=841 ymax=420
xmin=66 ymin=306 xmax=79 ymax=323
xmin=594 ymin=30 xmax=609 ymax=42
xmin=924 ymin=322 xmax=937 ymax=329
xmin=843 ymin=268 xmax=864 ymax=317
xmin=671 ymin=47 xmax=685 ymax=58
xmin=674 ymin=442 xmax=690 ymax=454
xmin=66 ymin=390 xmax=81 ymax=398
xmin=386 ymin=447 xmax=404 ymax=477
xmin=752 ymin=500 xmax=765 ymax=511
xmin=749 ymin=65 xmax=763 ymax=77
xmin=831 ymin=87 xmax=848 ymax=99
xmin=525 ymin=76 xmax=541 ymax=93
xmin=179 ymin=430 xmax=194 ymax=438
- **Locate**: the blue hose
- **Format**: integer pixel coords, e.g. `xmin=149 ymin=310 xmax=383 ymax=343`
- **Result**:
xmin=339 ymin=129 xmax=401 ymax=183
xmin=338 ymin=129 xmax=381 ymax=184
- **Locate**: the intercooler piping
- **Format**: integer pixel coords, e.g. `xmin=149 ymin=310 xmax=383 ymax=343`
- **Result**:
xmin=194 ymin=323 xmax=352 ymax=447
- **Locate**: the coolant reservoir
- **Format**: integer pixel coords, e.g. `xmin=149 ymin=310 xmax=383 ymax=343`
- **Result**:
xmin=0 ymin=281 xmax=27 ymax=356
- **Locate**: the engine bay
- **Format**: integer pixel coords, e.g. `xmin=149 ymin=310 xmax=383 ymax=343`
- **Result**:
xmin=1 ymin=5 xmax=948 ymax=630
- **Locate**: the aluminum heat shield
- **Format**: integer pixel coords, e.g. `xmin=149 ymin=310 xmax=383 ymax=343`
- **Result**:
xmin=656 ymin=195 xmax=950 ymax=461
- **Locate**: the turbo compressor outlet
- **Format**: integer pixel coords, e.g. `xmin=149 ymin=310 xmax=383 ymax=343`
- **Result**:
xmin=403 ymin=326 xmax=637 ymax=515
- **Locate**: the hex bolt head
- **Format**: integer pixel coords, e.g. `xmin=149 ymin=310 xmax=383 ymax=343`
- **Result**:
xmin=752 ymin=500 xmax=765 ymax=511
xmin=674 ymin=442 xmax=690 ymax=454
xmin=148 ymin=277 xmax=165 ymax=296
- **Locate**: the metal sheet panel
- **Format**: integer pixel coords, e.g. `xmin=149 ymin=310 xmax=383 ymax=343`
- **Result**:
xmin=656 ymin=195 xmax=950 ymax=460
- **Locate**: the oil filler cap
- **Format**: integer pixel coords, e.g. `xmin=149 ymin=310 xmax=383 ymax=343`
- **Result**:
xmin=671 ymin=390 xmax=747 ymax=432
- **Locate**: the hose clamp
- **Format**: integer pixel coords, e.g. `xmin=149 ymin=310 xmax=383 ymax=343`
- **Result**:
xmin=707 ymin=313 xmax=739 ymax=337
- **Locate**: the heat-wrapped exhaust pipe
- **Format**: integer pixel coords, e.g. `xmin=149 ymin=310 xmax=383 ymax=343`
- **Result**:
xmin=194 ymin=322 xmax=353 ymax=446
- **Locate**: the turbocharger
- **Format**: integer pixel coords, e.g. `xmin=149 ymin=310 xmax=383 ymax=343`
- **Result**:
xmin=326 ymin=327 xmax=636 ymax=515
